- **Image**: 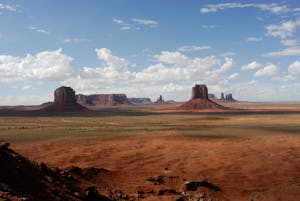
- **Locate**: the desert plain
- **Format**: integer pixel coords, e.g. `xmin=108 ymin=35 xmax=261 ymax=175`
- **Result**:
xmin=1 ymin=101 xmax=300 ymax=201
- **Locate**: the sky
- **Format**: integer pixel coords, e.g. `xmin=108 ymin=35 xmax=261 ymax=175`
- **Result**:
xmin=1 ymin=0 xmax=300 ymax=105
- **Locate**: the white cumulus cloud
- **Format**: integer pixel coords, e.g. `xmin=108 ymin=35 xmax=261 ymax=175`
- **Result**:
xmin=241 ymin=61 xmax=262 ymax=71
xmin=95 ymin=48 xmax=128 ymax=70
xmin=228 ymin=73 xmax=239 ymax=80
xmin=0 ymin=49 xmax=74 ymax=83
xmin=265 ymin=19 xmax=300 ymax=39
xmin=219 ymin=57 xmax=234 ymax=72
xmin=288 ymin=61 xmax=300 ymax=75
xmin=254 ymin=64 xmax=279 ymax=77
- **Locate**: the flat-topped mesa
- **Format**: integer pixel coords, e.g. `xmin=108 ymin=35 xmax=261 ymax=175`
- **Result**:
xmin=191 ymin=84 xmax=208 ymax=100
xmin=54 ymin=86 xmax=76 ymax=105
xmin=76 ymin=94 xmax=131 ymax=106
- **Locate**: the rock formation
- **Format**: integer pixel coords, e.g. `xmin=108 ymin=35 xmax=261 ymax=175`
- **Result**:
xmin=208 ymin=93 xmax=216 ymax=99
xmin=221 ymin=92 xmax=225 ymax=100
xmin=155 ymin=95 xmax=169 ymax=104
xmin=44 ymin=86 xmax=87 ymax=112
xmin=191 ymin=85 xmax=208 ymax=99
xmin=0 ymin=140 xmax=112 ymax=201
xmin=128 ymin=97 xmax=152 ymax=104
xmin=220 ymin=92 xmax=237 ymax=102
xmin=76 ymin=94 xmax=131 ymax=106
xmin=54 ymin=86 xmax=76 ymax=104
xmin=178 ymin=84 xmax=225 ymax=110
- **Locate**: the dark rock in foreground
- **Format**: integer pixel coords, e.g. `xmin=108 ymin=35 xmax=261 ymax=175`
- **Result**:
xmin=0 ymin=140 xmax=111 ymax=201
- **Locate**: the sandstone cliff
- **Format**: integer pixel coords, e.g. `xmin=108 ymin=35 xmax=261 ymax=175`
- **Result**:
xmin=178 ymin=85 xmax=225 ymax=110
xmin=44 ymin=86 xmax=87 ymax=112
xmin=76 ymin=94 xmax=131 ymax=106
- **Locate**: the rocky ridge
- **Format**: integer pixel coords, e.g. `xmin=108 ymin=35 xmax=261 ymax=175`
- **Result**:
xmin=76 ymin=94 xmax=131 ymax=106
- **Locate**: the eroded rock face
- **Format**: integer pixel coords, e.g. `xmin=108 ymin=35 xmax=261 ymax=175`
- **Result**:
xmin=44 ymin=86 xmax=87 ymax=112
xmin=220 ymin=92 xmax=237 ymax=102
xmin=54 ymin=87 xmax=76 ymax=105
xmin=0 ymin=140 xmax=112 ymax=201
xmin=178 ymin=84 xmax=226 ymax=110
xmin=191 ymin=85 xmax=208 ymax=100
xmin=76 ymin=94 xmax=131 ymax=106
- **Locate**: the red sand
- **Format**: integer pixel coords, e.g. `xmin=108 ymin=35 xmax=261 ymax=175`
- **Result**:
xmin=14 ymin=134 xmax=300 ymax=201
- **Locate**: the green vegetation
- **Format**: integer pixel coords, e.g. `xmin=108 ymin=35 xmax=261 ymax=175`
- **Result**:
xmin=1 ymin=107 xmax=300 ymax=145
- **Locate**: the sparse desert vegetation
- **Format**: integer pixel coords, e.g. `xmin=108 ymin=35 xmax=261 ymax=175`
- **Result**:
xmin=1 ymin=104 xmax=300 ymax=201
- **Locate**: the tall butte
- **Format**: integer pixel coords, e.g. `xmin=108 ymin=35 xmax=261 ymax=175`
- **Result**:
xmin=178 ymin=84 xmax=225 ymax=110
xmin=44 ymin=86 xmax=87 ymax=112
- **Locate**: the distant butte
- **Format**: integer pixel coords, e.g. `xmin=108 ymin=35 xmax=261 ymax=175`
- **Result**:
xmin=44 ymin=86 xmax=87 ymax=112
xmin=155 ymin=95 xmax=169 ymax=104
xmin=76 ymin=94 xmax=131 ymax=106
xmin=178 ymin=84 xmax=225 ymax=110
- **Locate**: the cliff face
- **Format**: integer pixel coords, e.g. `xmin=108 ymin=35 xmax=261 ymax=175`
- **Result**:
xmin=191 ymin=85 xmax=208 ymax=100
xmin=76 ymin=94 xmax=131 ymax=106
xmin=220 ymin=92 xmax=237 ymax=102
xmin=44 ymin=86 xmax=87 ymax=112
xmin=54 ymin=86 xmax=76 ymax=104
xmin=178 ymin=84 xmax=225 ymax=110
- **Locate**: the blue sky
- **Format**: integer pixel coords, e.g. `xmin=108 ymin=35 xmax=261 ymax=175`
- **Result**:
xmin=1 ymin=0 xmax=300 ymax=105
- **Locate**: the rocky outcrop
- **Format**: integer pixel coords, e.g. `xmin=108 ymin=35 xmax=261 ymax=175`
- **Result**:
xmin=76 ymin=94 xmax=131 ymax=106
xmin=178 ymin=84 xmax=225 ymax=110
xmin=155 ymin=95 xmax=169 ymax=104
xmin=0 ymin=140 xmax=112 ymax=201
xmin=44 ymin=86 xmax=87 ymax=112
xmin=220 ymin=92 xmax=237 ymax=102
xmin=221 ymin=92 xmax=225 ymax=100
xmin=191 ymin=85 xmax=208 ymax=100
xmin=128 ymin=98 xmax=152 ymax=104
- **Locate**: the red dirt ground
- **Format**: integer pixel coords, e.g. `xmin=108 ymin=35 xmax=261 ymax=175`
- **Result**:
xmin=14 ymin=133 xmax=300 ymax=201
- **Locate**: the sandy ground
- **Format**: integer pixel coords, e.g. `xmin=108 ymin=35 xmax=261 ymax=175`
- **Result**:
xmin=14 ymin=133 xmax=300 ymax=201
